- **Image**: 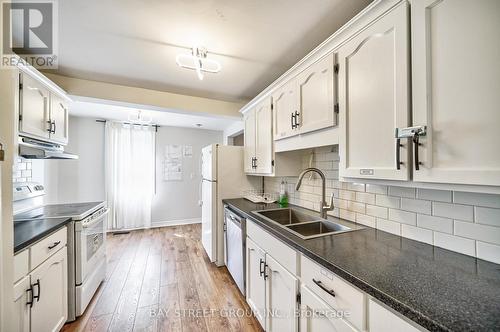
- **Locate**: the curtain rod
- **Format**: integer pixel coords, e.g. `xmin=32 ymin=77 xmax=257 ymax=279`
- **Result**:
xmin=95 ymin=119 xmax=159 ymax=132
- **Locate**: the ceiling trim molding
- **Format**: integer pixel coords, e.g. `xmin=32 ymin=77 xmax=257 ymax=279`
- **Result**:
xmin=44 ymin=73 xmax=245 ymax=119
xmin=239 ymin=0 xmax=401 ymax=114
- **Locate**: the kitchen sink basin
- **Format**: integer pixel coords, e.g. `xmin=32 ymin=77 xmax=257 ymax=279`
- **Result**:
xmin=255 ymin=208 xmax=318 ymax=225
xmin=287 ymin=221 xmax=351 ymax=238
xmin=253 ymin=208 xmax=360 ymax=239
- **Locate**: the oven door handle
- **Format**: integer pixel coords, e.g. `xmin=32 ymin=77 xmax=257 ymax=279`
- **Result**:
xmin=82 ymin=209 xmax=109 ymax=228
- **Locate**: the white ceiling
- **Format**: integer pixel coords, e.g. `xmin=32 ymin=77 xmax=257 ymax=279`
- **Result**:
xmin=53 ymin=0 xmax=372 ymax=102
xmin=70 ymin=100 xmax=241 ymax=131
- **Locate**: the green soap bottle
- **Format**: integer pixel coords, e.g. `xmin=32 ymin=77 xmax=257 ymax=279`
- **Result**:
xmin=278 ymin=179 xmax=288 ymax=207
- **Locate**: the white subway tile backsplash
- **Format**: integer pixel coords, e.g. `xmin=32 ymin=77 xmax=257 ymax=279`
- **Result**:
xmin=339 ymin=190 xmax=356 ymax=201
xmin=401 ymin=224 xmax=433 ymax=245
xmin=476 ymin=242 xmax=500 ymax=264
xmin=356 ymin=213 xmax=376 ymax=228
xmin=432 ymin=202 xmax=474 ymax=222
xmin=475 ymin=207 xmax=500 ymax=227
xmin=346 ymin=201 xmax=366 ymax=214
xmin=417 ymin=214 xmax=453 ymax=234
xmin=388 ymin=186 xmax=416 ymax=198
xmin=366 ymin=184 xmax=388 ymax=195
xmin=346 ymin=182 xmax=365 ymax=192
xmin=366 ymin=205 xmax=388 ymax=219
xmin=375 ymin=195 xmax=400 ymax=209
xmin=453 ymin=191 xmax=500 ymax=209
xmin=434 ymin=232 xmax=476 ymax=256
xmin=454 ymin=221 xmax=500 ymax=245
xmin=263 ymin=147 xmax=500 ymax=264
xmin=401 ymin=198 xmax=431 ymax=215
xmin=376 ymin=218 xmax=401 ymax=235
xmin=417 ymin=188 xmax=452 ymax=203
xmin=356 ymin=192 xmax=376 ymax=205
xmin=339 ymin=209 xmax=356 ymax=222
xmin=388 ymin=209 xmax=416 ymax=225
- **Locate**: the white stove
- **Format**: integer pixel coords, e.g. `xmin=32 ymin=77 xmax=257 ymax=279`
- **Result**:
xmin=14 ymin=183 xmax=108 ymax=321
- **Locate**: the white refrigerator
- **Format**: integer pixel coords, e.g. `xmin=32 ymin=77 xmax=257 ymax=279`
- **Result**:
xmin=201 ymin=144 xmax=258 ymax=266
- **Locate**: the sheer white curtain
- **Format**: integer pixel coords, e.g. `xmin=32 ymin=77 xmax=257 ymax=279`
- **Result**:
xmin=105 ymin=122 xmax=156 ymax=230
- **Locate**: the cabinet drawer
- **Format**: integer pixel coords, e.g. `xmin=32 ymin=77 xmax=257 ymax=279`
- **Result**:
xmin=14 ymin=250 xmax=29 ymax=283
xmin=30 ymin=227 xmax=67 ymax=270
xmin=369 ymin=299 xmax=421 ymax=332
xmin=301 ymin=254 xmax=366 ymax=331
xmin=247 ymin=219 xmax=298 ymax=275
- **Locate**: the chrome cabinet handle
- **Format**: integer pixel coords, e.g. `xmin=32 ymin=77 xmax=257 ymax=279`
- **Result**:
xmin=313 ymin=278 xmax=335 ymax=297
xmin=259 ymin=259 xmax=265 ymax=277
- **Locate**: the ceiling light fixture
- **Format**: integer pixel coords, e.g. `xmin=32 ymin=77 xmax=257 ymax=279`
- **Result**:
xmin=176 ymin=47 xmax=221 ymax=81
xmin=128 ymin=110 xmax=153 ymax=124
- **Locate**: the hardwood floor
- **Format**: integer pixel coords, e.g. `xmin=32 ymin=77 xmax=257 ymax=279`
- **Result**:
xmin=62 ymin=224 xmax=262 ymax=332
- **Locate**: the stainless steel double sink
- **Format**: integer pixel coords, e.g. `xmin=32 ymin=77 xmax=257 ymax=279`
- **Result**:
xmin=253 ymin=208 xmax=359 ymax=239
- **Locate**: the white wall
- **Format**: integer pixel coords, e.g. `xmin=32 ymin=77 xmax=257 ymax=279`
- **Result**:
xmin=41 ymin=116 xmax=106 ymax=204
xmin=38 ymin=116 xmax=223 ymax=224
xmin=152 ymin=126 xmax=223 ymax=224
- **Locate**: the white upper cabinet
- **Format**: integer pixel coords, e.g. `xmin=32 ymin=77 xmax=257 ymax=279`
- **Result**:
xmin=411 ymin=0 xmax=500 ymax=186
xmin=244 ymin=99 xmax=273 ymax=175
xmin=19 ymin=71 xmax=70 ymax=145
xmin=296 ymin=53 xmax=337 ymax=135
xmin=49 ymin=94 xmax=69 ymax=145
xmin=244 ymin=109 xmax=256 ymax=173
xmin=339 ymin=2 xmax=410 ymax=181
xmin=19 ymin=73 xmax=51 ymax=140
xmin=255 ymin=101 xmax=273 ymax=174
xmin=272 ymin=80 xmax=297 ymax=140
xmin=271 ymin=53 xmax=337 ymax=142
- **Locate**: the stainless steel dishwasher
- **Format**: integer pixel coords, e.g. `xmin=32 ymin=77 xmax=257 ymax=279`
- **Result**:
xmin=224 ymin=206 xmax=246 ymax=295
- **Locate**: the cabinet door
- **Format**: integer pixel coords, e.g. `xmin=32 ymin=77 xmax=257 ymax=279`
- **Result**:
xmin=338 ymin=2 xmax=410 ymax=181
xmin=244 ymin=110 xmax=256 ymax=173
xmin=19 ymin=73 xmax=50 ymax=140
xmin=411 ymin=0 xmax=500 ymax=186
xmin=273 ymin=81 xmax=297 ymax=140
xmin=246 ymin=238 xmax=267 ymax=329
xmin=265 ymin=254 xmax=298 ymax=332
xmin=13 ymin=275 xmax=31 ymax=332
xmin=30 ymin=248 xmax=68 ymax=332
xmin=300 ymin=285 xmax=357 ymax=332
xmin=369 ymin=299 xmax=420 ymax=332
xmin=296 ymin=53 xmax=337 ymax=135
xmin=255 ymin=99 xmax=273 ymax=174
xmin=49 ymin=94 xmax=69 ymax=144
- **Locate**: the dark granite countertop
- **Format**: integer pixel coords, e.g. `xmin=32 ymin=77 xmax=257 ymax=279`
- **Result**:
xmin=223 ymin=198 xmax=500 ymax=332
xmin=14 ymin=217 xmax=72 ymax=253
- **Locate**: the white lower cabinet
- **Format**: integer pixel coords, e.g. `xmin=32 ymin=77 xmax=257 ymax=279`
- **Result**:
xmin=265 ymin=254 xmax=298 ymax=332
xmin=246 ymin=236 xmax=298 ymax=331
xmin=246 ymin=238 xmax=267 ymax=328
xmin=300 ymin=285 xmax=357 ymax=332
xmin=368 ymin=299 xmax=420 ymax=332
xmin=13 ymin=229 xmax=68 ymax=332
xmin=13 ymin=276 xmax=31 ymax=332
xmin=30 ymin=247 xmax=68 ymax=332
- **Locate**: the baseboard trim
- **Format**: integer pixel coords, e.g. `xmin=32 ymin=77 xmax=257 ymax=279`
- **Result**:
xmin=107 ymin=218 xmax=201 ymax=233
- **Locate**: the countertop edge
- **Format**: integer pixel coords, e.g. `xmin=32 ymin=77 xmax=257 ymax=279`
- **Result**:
xmin=224 ymin=200 xmax=449 ymax=332
xmin=14 ymin=218 xmax=72 ymax=254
